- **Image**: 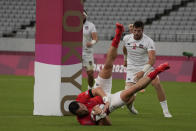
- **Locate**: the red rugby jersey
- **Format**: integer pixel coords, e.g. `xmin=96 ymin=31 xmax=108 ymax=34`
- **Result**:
xmin=76 ymin=90 xmax=104 ymax=125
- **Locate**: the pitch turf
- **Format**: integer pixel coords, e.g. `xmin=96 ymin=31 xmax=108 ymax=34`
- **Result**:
xmin=0 ymin=75 xmax=196 ymax=131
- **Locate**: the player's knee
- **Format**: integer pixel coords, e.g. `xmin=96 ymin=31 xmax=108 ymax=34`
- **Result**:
xmin=120 ymin=92 xmax=129 ymax=103
xmin=104 ymin=64 xmax=113 ymax=70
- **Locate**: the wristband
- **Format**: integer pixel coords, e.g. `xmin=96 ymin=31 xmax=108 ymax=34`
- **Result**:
xmin=142 ymin=64 xmax=152 ymax=73
xmin=91 ymin=40 xmax=97 ymax=45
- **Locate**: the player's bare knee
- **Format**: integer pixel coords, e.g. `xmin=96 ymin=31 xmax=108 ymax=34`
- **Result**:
xmin=120 ymin=91 xmax=130 ymax=103
xmin=104 ymin=64 xmax=113 ymax=70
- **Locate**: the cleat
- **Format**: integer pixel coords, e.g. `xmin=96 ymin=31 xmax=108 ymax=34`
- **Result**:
xmin=148 ymin=62 xmax=170 ymax=80
xmin=112 ymin=23 xmax=124 ymax=48
xmin=116 ymin=23 xmax=124 ymax=30
xmin=156 ymin=62 xmax=170 ymax=73
xmin=115 ymin=22 xmax=124 ymax=35
xmin=163 ymin=111 xmax=172 ymax=118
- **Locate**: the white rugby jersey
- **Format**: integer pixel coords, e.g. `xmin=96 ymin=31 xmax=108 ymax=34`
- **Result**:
xmin=123 ymin=33 xmax=155 ymax=69
xmin=83 ymin=21 xmax=97 ymax=55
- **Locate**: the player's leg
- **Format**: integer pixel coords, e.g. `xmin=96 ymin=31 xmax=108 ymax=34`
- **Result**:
xmin=83 ymin=57 xmax=94 ymax=89
xmin=121 ymin=63 xmax=170 ymax=104
xmin=109 ymin=73 xmax=156 ymax=113
xmin=151 ymin=77 xmax=172 ymax=118
xmin=108 ymin=63 xmax=170 ymax=113
xmin=99 ymin=23 xmax=124 ymax=79
xmin=124 ymin=70 xmax=138 ymax=114
xmin=122 ymin=76 xmax=152 ymax=103
xmin=92 ymin=23 xmax=124 ymax=93
xmin=125 ymin=82 xmax=138 ymax=114
xmin=87 ymin=58 xmax=95 ymax=88
xmin=152 ymin=77 xmax=165 ymax=101
xmin=87 ymin=69 xmax=94 ymax=88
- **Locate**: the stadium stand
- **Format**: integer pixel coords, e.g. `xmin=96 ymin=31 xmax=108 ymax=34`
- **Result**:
xmin=0 ymin=0 xmax=36 ymax=38
xmin=84 ymin=0 xmax=196 ymax=42
xmin=0 ymin=0 xmax=195 ymax=42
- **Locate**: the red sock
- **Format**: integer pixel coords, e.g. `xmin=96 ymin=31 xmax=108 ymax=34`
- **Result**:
xmin=111 ymin=33 xmax=121 ymax=48
xmin=147 ymin=70 xmax=158 ymax=80
xmin=111 ymin=23 xmax=124 ymax=48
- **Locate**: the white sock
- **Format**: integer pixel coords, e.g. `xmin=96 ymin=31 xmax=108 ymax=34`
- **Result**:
xmin=160 ymin=100 xmax=169 ymax=112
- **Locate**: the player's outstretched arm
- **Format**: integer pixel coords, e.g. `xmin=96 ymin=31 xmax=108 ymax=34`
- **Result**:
xmin=91 ymin=87 xmax=110 ymax=112
xmin=91 ymin=87 xmax=107 ymax=98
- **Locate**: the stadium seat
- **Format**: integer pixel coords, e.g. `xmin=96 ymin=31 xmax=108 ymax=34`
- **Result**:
xmin=0 ymin=0 xmax=195 ymax=42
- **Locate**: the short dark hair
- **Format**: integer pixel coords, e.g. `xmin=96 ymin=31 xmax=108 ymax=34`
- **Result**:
xmin=133 ymin=21 xmax=144 ymax=29
xmin=69 ymin=101 xmax=80 ymax=115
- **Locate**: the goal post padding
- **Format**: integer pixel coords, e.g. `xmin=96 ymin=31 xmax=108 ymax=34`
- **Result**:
xmin=34 ymin=0 xmax=83 ymax=116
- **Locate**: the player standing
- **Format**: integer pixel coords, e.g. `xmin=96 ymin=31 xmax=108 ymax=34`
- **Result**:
xmin=83 ymin=10 xmax=98 ymax=89
xmin=123 ymin=21 xmax=172 ymax=118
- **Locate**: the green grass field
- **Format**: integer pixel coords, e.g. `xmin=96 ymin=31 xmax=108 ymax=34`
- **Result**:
xmin=0 ymin=75 xmax=196 ymax=131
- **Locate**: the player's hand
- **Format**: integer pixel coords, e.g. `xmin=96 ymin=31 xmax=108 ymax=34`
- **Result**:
xmin=86 ymin=42 xmax=92 ymax=47
xmin=93 ymin=105 xmax=104 ymax=115
xmin=124 ymin=60 xmax=127 ymax=67
xmin=103 ymin=102 xmax=110 ymax=113
xmin=134 ymin=71 xmax=144 ymax=82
